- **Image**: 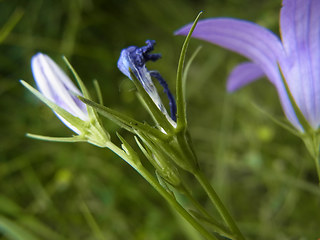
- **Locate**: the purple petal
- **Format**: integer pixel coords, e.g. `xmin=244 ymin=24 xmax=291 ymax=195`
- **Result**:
xmin=31 ymin=53 xmax=88 ymax=121
xmin=175 ymin=18 xmax=303 ymax=131
xmin=175 ymin=18 xmax=284 ymax=87
xmin=227 ymin=62 xmax=265 ymax=92
xmin=280 ymin=0 xmax=320 ymax=129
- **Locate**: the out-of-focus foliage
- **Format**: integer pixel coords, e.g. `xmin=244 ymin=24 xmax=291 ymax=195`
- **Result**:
xmin=0 ymin=0 xmax=319 ymax=239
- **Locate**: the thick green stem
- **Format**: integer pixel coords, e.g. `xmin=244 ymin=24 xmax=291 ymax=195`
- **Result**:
xmin=194 ymin=171 xmax=245 ymax=240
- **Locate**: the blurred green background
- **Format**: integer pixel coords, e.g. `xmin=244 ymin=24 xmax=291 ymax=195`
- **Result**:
xmin=1 ymin=0 xmax=320 ymax=239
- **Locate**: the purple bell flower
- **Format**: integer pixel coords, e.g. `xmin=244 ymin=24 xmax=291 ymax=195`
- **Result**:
xmin=176 ymin=0 xmax=320 ymax=132
xmin=31 ymin=53 xmax=89 ymax=134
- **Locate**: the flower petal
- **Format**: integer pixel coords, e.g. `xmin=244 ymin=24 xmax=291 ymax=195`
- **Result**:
xmin=31 ymin=53 xmax=88 ymax=121
xmin=227 ymin=62 xmax=265 ymax=92
xmin=175 ymin=18 xmax=303 ymax=131
xmin=175 ymin=18 xmax=284 ymax=87
xmin=280 ymin=0 xmax=320 ymax=129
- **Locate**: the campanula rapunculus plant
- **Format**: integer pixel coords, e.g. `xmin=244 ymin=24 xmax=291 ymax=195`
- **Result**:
xmin=176 ymin=0 xmax=320 ymax=182
xmin=21 ymin=14 xmax=248 ymax=240
xmin=20 ymin=53 xmax=109 ymax=147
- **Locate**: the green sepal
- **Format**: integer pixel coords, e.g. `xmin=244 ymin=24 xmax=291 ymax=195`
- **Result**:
xmin=26 ymin=133 xmax=86 ymax=143
xmin=63 ymin=56 xmax=91 ymax=99
xmin=155 ymin=170 xmax=175 ymax=197
xmin=176 ymin=12 xmax=203 ymax=130
xmin=136 ymin=92 xmax=159 ymax=126
xmin=93 ymin=79 xmax=104 ymax=105
xmin=134 ymin=132 xmax=181 ymax=187
xmin=129 ymin=69 xmax=175 ymax=133
xmin=63 ymin=57 xmax=98 ymax=120
xmin=20 ymin=80 xmax=86 ymax=131
xmin=78 ymin=96 xmax=167 ymax=140
xmin=21 ymin=80 xmax=110 ymax=147
xmin=116 ymin=132 xmax=141 ymax=167
xmin=182 ymin=46 xmax=202 ymax=97
xmin=252 ymin=103 xmax=299 ymax=137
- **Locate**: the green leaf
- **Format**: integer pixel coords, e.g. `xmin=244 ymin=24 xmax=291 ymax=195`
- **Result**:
xmin=0 ymin=216 xmax=40 ymax=240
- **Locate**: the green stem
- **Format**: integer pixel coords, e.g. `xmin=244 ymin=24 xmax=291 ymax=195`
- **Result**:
xmin=194 ymin=171 xmax=245 ymax=240
xmin=181 ymin=186 xmax=234 ymax=239
xmin=305 ymin=133 xmax=320 ymax=185
xmin=312 ymin=135 xmax=320 ymax=185
xmin=137 ymin=166 xmax=219 ymax=240
xmin=105 ymin=142 xmax=218 ymax=240
xmin=312 ymin=153 xmax=320 ymax=185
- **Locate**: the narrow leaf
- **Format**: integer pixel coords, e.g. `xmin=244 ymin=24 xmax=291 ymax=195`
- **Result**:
xmin=0 ymin=216 xmax=39 ymax=240
xmin=176 ymin=12 xmax=203 ymax=129
xmin=0 ymin=8 xmax=24 ymax=44
xmin=26 ymin=133 xmax=85 ymax=143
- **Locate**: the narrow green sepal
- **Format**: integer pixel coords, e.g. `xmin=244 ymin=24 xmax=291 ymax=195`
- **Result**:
xmin=155 ymin=170 xmax=175 ymax=197
xmin=62 ymin=57 xmax=98 ymax=120
xmin=129 ymin=69 xmax=175 ymax=133
xmin=26 ymin=133 xmax=86 ymax=143
xmin=116 ymin=132 xmax=141 ymax=166
xmin=134 ymin=133 xmax=181 ymax=187
xmin=20 ymin=80 xmax=86 ymax=130
xmin=176 ymin=12 xmax=203 ymax=130
xmin=63 ymin=57 xmax=91 ymax=99
xmin=252 ymin=103 xmax=300 ymax=137
xmin=182 ymin=46 xmax=202 ymax=97
xmin=78 ymin=96 xmax=167 ymax=140
xmin=93 ymin=79 xmax=104 ymax=105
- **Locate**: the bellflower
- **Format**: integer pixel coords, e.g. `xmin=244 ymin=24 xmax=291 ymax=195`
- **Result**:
xmin=176 ymin=0 xmax=320 ymax=133
xmin=31 ymin=53 xmax=89 ymax=134
xmin=117 ymin=40 xmax=177 ymax=124
xmin=21 ymin=53 xmax=109 ymax=147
